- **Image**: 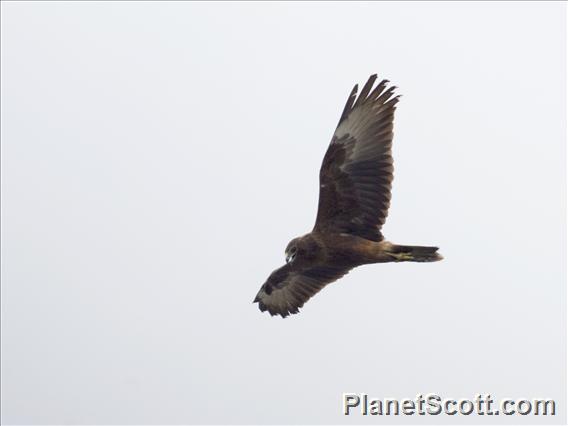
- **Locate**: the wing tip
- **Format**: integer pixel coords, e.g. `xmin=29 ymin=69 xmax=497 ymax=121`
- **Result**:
xmin=353 ymin=74 xmax=378 ymax=108
xmin=348 ymin=74 xmax=400 ymax=113
xmin=253 ymin=297 xmax=301 ymax=319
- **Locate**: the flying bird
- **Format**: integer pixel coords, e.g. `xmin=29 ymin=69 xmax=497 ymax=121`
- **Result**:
xmin=253 ymin=74 xmax=442 ymax=318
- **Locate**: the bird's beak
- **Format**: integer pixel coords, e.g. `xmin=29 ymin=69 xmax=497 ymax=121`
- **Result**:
xmin=285 ymin=253 xmax=291 ymax=263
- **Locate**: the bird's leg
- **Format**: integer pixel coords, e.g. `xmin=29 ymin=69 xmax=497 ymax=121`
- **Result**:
xmin=372 ymin=240 xmax=413 ymax=262
xmin=388 ymin=251 xmax=413 ymax=262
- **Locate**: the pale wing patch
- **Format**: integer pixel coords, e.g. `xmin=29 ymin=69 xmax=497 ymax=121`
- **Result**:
xmin=254 ymin=265 xmax=351 ymax=318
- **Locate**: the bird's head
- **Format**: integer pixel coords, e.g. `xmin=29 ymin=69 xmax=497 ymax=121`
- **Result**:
xmin=285 ymin=237 xmax=301 ymax=264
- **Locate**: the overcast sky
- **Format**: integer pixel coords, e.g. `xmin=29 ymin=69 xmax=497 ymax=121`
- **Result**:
xmin=1 ymin=1 xmax=566 ymax=424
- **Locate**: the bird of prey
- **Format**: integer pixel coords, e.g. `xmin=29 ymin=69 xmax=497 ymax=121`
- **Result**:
xmin=253 ymin=74 xmax=442 ymax=318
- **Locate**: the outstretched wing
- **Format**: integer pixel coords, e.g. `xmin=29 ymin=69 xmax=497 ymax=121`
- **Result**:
xmin=253 ymin=263 xmax=351 ymax=318
xmin=314 ymin=74 xmax=399 ymax=242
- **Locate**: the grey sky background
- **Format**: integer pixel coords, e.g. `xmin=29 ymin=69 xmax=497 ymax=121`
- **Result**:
xmin=1 ymin=1 xmax=566 ymax=424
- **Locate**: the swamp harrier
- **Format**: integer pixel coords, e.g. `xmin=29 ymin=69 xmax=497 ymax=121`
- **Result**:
xmin=254 ymin=74 xmax=442 ymax=317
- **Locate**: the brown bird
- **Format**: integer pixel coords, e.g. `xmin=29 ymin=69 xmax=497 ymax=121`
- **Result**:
xmin=254 ymin=74 xmax=442 ymax=318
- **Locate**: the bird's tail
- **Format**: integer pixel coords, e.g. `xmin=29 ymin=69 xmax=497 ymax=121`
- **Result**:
xmin=388 ymin=244 xmax=443 ymax=262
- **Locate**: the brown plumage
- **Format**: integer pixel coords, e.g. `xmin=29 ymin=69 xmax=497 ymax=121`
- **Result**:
xmin=254 ymin=74 xmax=442 ymax=318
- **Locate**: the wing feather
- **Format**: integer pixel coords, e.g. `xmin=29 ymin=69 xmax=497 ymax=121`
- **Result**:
xmin=338 ymin=84 xmax=358 ymax=125
xmin=353 ymin=74 xmax=376 ymax=109
xmin=254 ymin=263 xmax=351 ymax=318
xmin=314 ymin=74 xmax=399 ymax=241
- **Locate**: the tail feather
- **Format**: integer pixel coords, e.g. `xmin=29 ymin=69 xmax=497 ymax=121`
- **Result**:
xmin=389 ymin=244 xmax=443 ymax=262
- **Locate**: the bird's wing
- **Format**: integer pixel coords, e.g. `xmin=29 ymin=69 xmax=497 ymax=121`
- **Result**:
xmin=253 ymin=263 xmax=351 ymax=317
xmin=314 ymin=74 xmax=399 ymax=242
